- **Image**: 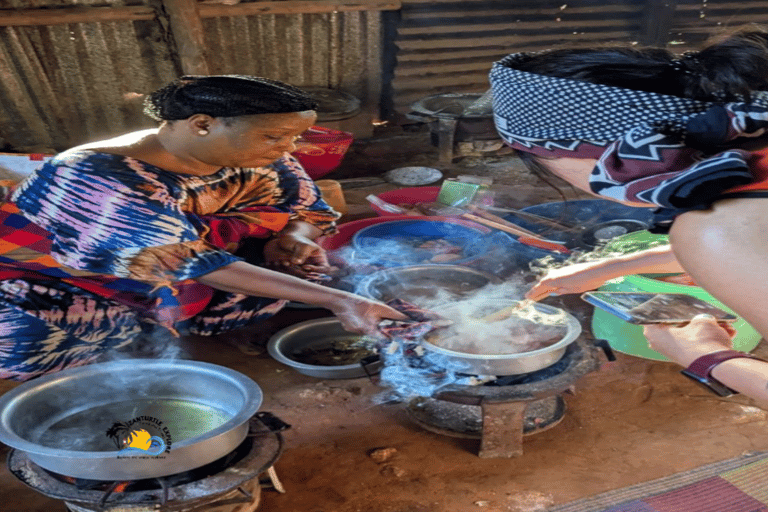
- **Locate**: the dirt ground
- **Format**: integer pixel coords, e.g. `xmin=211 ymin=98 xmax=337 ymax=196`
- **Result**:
xmin=1 ymin=125 xmax=767 ymax=512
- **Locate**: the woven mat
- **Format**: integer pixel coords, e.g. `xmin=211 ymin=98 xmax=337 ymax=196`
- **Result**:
xmin=546 ymin=452 xmax=768 ymax=512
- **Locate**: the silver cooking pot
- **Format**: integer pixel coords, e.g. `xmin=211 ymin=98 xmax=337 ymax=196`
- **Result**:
xmin=355 ymin=264 xmax=502 ymax=303
xmin=421 ymin=301 xmax=582 ymax=375
xmin=0 ymin=360 xmax=262 ymax=480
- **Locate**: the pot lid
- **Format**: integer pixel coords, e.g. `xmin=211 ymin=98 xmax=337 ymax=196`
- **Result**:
xmin=300 ymin=87 xmax=361 ymax=121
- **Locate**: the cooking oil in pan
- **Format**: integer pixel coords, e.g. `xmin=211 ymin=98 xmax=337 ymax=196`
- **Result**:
xmin=36 ymin=398 xmax=231 ymax=452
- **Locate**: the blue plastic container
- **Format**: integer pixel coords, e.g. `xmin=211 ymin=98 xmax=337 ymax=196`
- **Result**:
xmin=351 ymin=219 xmax=501 ymax=267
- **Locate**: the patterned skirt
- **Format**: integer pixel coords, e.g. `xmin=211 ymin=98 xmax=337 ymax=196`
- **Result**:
xmin=0 ymin=279 xmax=285 ymax=382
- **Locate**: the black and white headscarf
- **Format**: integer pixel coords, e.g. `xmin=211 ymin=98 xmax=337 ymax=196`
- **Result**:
xmin=490 ymin=53 xmax=768 ymax=213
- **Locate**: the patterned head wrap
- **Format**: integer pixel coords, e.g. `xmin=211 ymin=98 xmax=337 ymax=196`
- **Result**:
xmin=490 ymin=53 xmax=768 ymax=210
xmin=144 ymin=75 xmax=318 ymax=121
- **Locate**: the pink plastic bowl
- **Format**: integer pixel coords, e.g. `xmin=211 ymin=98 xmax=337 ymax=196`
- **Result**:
xmin=371 ymin=187 xmax=441 ymax=216
xmin=318 ymin=214 xmax=488 ymax=251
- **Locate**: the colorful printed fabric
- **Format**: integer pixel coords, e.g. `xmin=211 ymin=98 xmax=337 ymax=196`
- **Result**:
xmin=598 ymin=458 xmax=768 ymax=512
xmin=0 ymin=150 xmax=339 ymax=380
xmin=490 ymin=53 xmax=768 ymax=210
xmin=0 ymin=279 xmax=143 ymax=381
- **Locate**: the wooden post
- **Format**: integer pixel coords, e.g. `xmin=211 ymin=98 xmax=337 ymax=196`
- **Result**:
xmin=639 ymin=0 xmax=678 ymax=47
xmin=161 ymin=0 xmax=209 ymax=75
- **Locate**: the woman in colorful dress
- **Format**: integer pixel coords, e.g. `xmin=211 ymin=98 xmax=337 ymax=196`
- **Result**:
xmin=490 ymin=29 xmax=768 ymax=403
xmin=0 ymin=75 xmax=405 ymax=382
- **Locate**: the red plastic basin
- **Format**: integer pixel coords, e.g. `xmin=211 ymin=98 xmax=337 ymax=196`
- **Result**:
xmin=292 ymin=126 xmax=354 ymax=180
xmin=371 ymin=187 xmax=441 ymax=216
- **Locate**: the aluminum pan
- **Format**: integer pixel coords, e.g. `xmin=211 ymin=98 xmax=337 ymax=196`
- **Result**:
xmin=421 ymin=301 xmax=582 ymax=375
xmin=0 ymin=360 xmax=262 ymax=480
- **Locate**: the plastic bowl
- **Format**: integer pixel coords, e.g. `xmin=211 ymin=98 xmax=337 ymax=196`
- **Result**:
xmin=291 ymin=126 xmax=354 ymax=180
xmin=591 ymin=231 xmax=762 ymax=360
xmin=350 ymin=219 xmax=490 ymax=267
xmin=371 ymin=187 xmax=441 ymax=216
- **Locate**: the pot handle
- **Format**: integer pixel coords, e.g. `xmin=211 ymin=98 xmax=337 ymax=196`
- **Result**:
xmin=360 ymin=353 xmax=382 ymax=381
xmin=592 ymin=338 xmax=617 ymax=362
xmin=405 ymin=111 xmax=436 ymax=123
xmin=250 ymin=411 xmax=291 ymax=434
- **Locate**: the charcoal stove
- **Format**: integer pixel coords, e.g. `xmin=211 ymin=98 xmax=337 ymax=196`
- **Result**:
xmin=7 ymin=412 xmax=288 ymax=512
xmin=407 ymin=93 xmax=504 ymax=164
xmin=405 ymin=338 xmax=612 ymax=458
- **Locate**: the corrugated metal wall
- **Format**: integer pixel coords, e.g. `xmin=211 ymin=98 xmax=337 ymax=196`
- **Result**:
xmin=0 ymin=0 xmax=178 ymax=152
xmin=3 ymin=1 xmax=768 ymax=151
xmin=201 ymin=10 xmax=382 ymax=119
xmin=391 ymin=0 xmax=768 ymax=114
xmin=0 ymin=0 xmax=383 ymax=153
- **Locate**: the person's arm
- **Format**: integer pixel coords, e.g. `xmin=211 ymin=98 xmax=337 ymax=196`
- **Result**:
xmin=526 ymin=244 xmax=683 ymax=301
xmin=644 ymin=317 xmax=768 ymax=405
xmin=195 ymin=261 xmax=407 ymax=334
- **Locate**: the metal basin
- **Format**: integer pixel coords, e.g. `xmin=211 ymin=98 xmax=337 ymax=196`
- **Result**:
xmin=355 ymin=264 xmax=502 ymax=304
xmin=0 ymin=360 xmax=262 ymax=480
xmin=267 ymin=317 xmax=380 ymax=379
xmin=421 ymin=301 xmax=582 ymax=375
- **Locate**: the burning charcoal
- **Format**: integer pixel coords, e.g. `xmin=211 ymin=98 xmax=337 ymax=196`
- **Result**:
xmin=368 ymin=447 xmax=397 ymax=463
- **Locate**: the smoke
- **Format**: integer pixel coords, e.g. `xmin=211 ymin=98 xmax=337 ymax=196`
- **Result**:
xmin=325 ymin=225 xmax=582 ymax=401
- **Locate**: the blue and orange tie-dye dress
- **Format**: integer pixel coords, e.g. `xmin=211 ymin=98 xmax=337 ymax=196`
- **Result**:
xmin=0 ymin=149 xmax=339 ymax=381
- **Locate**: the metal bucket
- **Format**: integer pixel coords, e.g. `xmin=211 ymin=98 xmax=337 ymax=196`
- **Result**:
xmin=0 ymin=360 xmax=262 ymax=480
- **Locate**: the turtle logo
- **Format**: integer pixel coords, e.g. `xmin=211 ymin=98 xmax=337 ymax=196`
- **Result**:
xmin=106 ymin=417 xmax=171 ymax=457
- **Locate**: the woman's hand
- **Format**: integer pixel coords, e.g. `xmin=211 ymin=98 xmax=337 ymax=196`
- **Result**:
xmin=643 ymin=315 xmax=737 ymax=367
xmin=264 ymin=233 xmax=330 ymax=277
xmin=326 ymin=296 xmax=409 ymax=335
xmin=525 ymin=260 xmax=618 ymax=301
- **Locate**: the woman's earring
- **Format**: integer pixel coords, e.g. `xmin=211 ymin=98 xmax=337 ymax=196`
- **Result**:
xmin=198 ymin=129 xmax=209 ymax=136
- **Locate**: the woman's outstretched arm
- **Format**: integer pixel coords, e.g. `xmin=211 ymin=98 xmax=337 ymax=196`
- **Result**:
xmin=196 ymin=261 xmax=407 ymax=334
xmin=525 ymin=244 xmax=684 ymax=301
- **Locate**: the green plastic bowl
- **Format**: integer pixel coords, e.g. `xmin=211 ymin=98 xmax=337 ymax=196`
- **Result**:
xmin=590 ymin=232 xmax=762 ymax=361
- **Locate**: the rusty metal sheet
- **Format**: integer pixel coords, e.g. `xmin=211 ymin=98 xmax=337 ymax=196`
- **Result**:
xmin=391 ymin=0 xmax=768 ymax=114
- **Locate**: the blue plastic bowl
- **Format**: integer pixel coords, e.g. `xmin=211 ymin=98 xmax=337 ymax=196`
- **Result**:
xmin=350 ymin=220 xmax=493 ymax=267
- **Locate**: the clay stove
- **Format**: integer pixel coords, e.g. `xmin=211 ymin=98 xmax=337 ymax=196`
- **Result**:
xmin=405 ymin=338 xmax=612 ymax=458
xmin=407 ymin=93 xmax=504 ymax=164
xmin=7 ymin=413 xmax=288 ymax=512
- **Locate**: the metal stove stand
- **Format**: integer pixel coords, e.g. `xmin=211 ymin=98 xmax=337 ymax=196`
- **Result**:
xmin=407 ymin=338 xmax=607 ymax=458
xmin=8 ymin=412 xmax=287 ymax=512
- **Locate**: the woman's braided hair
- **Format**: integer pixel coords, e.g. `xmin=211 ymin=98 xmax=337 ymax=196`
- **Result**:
xmin=144 ymin=75 xmax=318 ymax=121
xmin=506 ymin=28 xmax=768 ymax=102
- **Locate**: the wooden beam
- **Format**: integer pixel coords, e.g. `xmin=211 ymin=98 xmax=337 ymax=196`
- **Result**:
xmin=161 ymin=0 xmax=209 ymax=75
xmin=197 ymin=0 xmax=402 ymax=17
xmin=0 ymin=1 xmax=401 ymax=28
xmin=0 ymin=6 xmax=155 ymax=26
